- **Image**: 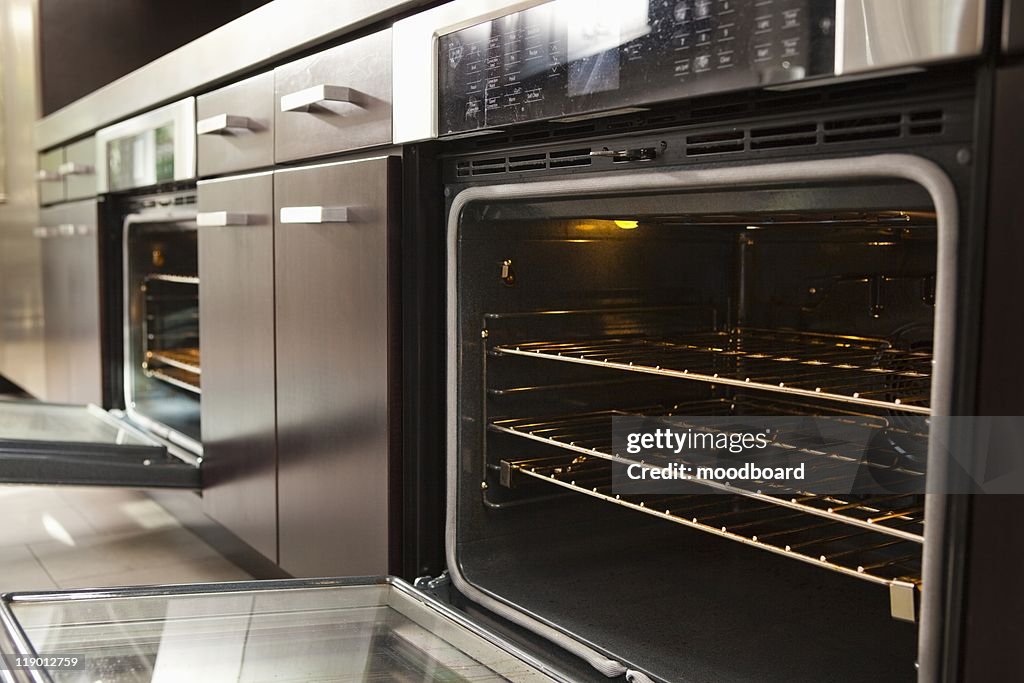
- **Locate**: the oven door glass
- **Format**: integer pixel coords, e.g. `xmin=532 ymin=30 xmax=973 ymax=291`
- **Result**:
xmin=0 ymin=577 xmax=559 ymax=683
xmin=0 ymin=400 xmax=199 ymax=488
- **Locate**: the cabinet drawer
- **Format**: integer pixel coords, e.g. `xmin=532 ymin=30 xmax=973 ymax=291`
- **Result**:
xmin=274 ymin=29 xmax=392 ymax=163
xmin=63 ymin=137 xmax=97 ymax=201
xmin=197 ymin=171 xmax=278 ymax=562
xmin=197 ymin=72 xmax=275 ymax=177
xmin=37 ymin=148 xmax=64 ymax=205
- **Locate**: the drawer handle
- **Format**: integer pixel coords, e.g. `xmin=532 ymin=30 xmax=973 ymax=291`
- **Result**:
xmin=58 ymin=162 xmax=94 ymax=176
xmin=280 ymin=85 xmax=360 ymax=113
xmin=196 ymin=114 xmax=254 ymax=135
xmin=35 ymin=170 xmax=61 ymax=182
xmin=197 ymin=211 xmax=251 ymax=227
xmin=279 ymin=206 xmax=350 ymax=224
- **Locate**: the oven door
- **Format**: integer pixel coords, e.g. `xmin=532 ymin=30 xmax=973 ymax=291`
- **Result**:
xmin=0 ymin=400 xmax=200 ymax=489
xmin=0 ymin=577 xmax=564 ymax=683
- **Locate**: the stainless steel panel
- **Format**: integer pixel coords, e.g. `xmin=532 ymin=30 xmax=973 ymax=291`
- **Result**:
xmin=35 ymin=0 xmax=433 ymax=151
xmin=198 ymin=171 xmax=278 ymax=562
xmin=37 ymin=201 xmax=102 ymax=404
xmin=274 ymin=29 xmax=393 ymax=163
xmin=38 ymin=205 xmax=69 ymax=402
xmin=197 ymin=72 xmax=275 ymax=177
xmin=274 ymin=156 xmax=399 ymax=578
xmin=36 ymin=148 xmax=64 ymax=206
xmin=62 ymin=137 xmax=97 ymax=200
xmin=837 ymin=0 xmax=987 ymax=75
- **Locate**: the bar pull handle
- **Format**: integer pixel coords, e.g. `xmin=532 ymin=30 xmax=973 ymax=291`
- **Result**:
xmin=196 ymin=114 xmax=254 ymax=135
xmin=35 ymin=169 xmax=61 ymax=182
xmin=196 ymin=211 xmax=251 ymax=227
xmin=58 ymin=162 xmax=94 ymax=176
xmin=280 ymin=85 xmax=361 ymax=112
xmin=279 ymin=206 xmax=350 ymax=224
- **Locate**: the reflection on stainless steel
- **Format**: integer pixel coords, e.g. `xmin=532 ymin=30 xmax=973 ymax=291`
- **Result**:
xmin=837 ymin=0 xmax=986 ymax=75
xmin=1 ymin=578 xmax=559 ymax=683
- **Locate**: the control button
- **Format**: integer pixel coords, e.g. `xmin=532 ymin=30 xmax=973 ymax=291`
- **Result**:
xmin=781 ymin=8 xmax=801 ymax=30
xmin=782 ymin=37 xmax=800 ymax=57
xmin=486 ymin=55 xmax=501 ymax=70
xmin=488 ymin=36 xmax=501 ymax=51
xmin=716 ymin=0 xmax=735 ymax=14
xmin=694 ymin=53 xmax=712 ymax=72
xmin=673 ymin=31 xmax=693 ymax=50
xmin=525 ymin=87 xmax=543 ymax=103
xmin=754 ymin=15 xmax=772 ymax=33
xmin=526 ymin=45 xmax=543 ymax=60
xmin=467 ymin=60 xmax=482 ymax=75
xmin=715 ymin=24 xmax=735 ymax=42
xmin=467 ymin=79 xmax=482 ymax=94
xmin=716 ymin=50 xmax=735 ymax=68
xmin=485 ymin=96 xmax=500 ymax=111
xmin=694 ymin=0 xmax=712 ymax=19
xmin=486 ymin=76 xmax=500 ymax=90
xmin=465 ymin=97 xmax=481 ymax=121
xmin=696 ymin=30 xmax=712 ymax=46
xmin=673 ymin=58 xmax=692 ymax=76
xmin=753 ymin=44 xmax=772 ymax=62
xmin=673 ymin=1 xmax=692 ymax=22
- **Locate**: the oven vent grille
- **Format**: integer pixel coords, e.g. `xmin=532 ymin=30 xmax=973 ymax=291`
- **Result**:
xmin=456 ymin=148 xmax=593 ymax=177
xmin=686 ymin=108 xmax=945 ymax=157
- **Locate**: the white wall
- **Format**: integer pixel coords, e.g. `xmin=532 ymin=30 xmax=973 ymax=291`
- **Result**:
xmin=0 ymin=0 xmax=44 ymax=396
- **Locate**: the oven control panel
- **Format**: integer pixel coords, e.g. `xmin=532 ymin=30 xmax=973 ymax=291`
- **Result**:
xmin=438 ymin=0 xmax=836 ymax=136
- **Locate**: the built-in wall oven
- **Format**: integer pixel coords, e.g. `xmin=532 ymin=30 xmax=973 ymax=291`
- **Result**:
xmin=0 ymin=98 xmax=201 ymax=488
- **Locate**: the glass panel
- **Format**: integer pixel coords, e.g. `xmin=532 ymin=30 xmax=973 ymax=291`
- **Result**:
xmin=9 ymin=583 xmax=553 ymax=682
xmin=0 ymin=402 xmax=154 ymax=447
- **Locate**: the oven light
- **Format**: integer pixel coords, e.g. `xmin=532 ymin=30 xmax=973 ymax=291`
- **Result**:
xmin=614 ymin=220 xmax=639 ymax=229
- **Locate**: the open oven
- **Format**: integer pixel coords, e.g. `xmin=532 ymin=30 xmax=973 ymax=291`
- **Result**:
xmin=0 ymin=98 xmax=201 ymax=488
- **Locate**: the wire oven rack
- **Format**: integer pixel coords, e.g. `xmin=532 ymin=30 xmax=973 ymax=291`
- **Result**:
xmin=144 ymin=348 xmax=201 ymax=394
xmin=493 ymin=328 xmax=932 ymax=415
xmin=508 ymin=458 xmax=922 ymax=597
xmin=492 ymin=406 xmax=926 ymax=542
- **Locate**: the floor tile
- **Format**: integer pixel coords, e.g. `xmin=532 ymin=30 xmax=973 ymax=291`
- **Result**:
xmin=61 ymin=555 xmax=252 ymax=589
xmin=0 ymin=505 xmax=96 ymax=548
xmin=0 ymin=545 xmax=58 ymax=593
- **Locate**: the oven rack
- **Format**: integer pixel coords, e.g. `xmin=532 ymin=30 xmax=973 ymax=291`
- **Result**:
xmin=492 ymin=328 xmax=932 ymax=415
xmin=146 ymin=366 xmax=201 ymax=395
xmin=146 ymin=348 xmax=201 ymax=375
xmin=507 ymin=458 xmax=921 ymax=618
xmin=491 ymin=407 xmax=926 ymax=542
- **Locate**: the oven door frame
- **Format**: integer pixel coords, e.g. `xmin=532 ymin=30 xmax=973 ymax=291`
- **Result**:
xmin=445 ymin=153 xmax=961 ymax=681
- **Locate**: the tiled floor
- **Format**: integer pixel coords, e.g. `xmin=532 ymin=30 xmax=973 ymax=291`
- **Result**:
xmin=0 ymin=485 xmax=251 ymax=593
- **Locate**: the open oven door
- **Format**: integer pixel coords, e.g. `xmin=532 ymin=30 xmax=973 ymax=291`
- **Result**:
xmin=0 ymin=576 xmax=565 ymax=683
xmin=0 ymin=400 xmax=200 ymax=489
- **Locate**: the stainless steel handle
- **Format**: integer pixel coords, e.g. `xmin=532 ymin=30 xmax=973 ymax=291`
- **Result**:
xmin=35 ymin=169 xmax=61 ymax=182
xmin=196 ymin=211 xmax=251 ymax=227
xmin=280 ymin=85 xmax=361 ymax=112
xmin=58 ymin=162 xmax=94 ymax=176
xmin=196 ymin=114 xmax=254 ymax=135
xmin=279 ymin=206 xmax=350 ymax=224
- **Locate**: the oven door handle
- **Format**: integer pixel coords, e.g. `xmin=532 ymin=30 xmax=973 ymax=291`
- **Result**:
xmin=279 ymin=84 xmax=361 ymax=112
xmin=196 ymin=114 xmax=254 ymax=135
xmin=279 ymin=205 xmax=350 ymax=224
xmin=196 ymin=211 xmax=251 ymax=227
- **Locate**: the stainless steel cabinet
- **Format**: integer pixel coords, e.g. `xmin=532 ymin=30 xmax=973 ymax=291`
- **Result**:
xmin=197 ymin=72 xmax=275 ymax=177
xmin=274 ymin=29 xmax=393 ymax=163
xmin=36 ymin=138 xmax=97 ymax=205
xmin=36 ymin=200 xmax=102 ymax=404
xmin=274 ymin=156 xmax=401 ymax=577
xmin=197 ymin=172 xmax=278 ymax=562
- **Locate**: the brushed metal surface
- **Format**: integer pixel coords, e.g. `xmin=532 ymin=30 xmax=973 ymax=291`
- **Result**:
xmin=35 ymin=0 xmax=431 ymax=151
xmin=274 ymin=29 xmax=392 ymax=163
xmin=197 ymin=72 xmax=274 ymax=178
xmin=37 ymin=149 xmax=64 ymax=206
xmin=198 ymin=171 xmax=278 ymax=562
xmin=38 ymin=200 xmax=103 ymax=404
xmin=274 ymin=156 xmax=399 ymax=578
xmin=63 ymin=137 xmax=97 ymax=201
xmin=837 ymin=0 xmax=986 ymax=75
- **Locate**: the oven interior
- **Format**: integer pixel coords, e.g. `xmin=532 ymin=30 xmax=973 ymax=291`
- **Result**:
xmin=126 ymin=218 xmax=201 ymax=442
xmin=454 ymin=178 xmax=937 ymax=682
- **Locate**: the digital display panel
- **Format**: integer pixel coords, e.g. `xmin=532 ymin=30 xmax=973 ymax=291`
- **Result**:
xmin=438 ymin=0 xmax=836 ymax=136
